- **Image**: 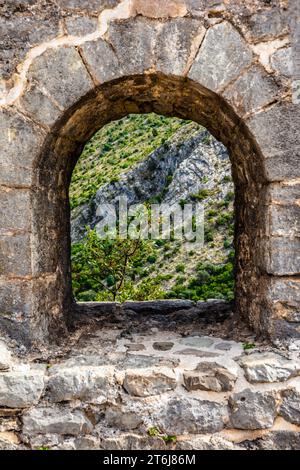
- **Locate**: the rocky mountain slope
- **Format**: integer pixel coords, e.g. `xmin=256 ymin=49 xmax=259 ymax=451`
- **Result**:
xmin=70 ymin=114 xmax=235 ymax=302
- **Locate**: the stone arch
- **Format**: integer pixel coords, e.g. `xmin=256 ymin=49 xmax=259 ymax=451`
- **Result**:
xmin=0 ymin=5 xmax=299 ymax=346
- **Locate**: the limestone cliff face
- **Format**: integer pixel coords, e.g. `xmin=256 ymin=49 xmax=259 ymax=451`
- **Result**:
xmin=71 ymin=126 xmax=232 ymax=243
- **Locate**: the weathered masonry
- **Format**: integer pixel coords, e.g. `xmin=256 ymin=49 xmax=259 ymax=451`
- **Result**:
xmin=0 ymin=0 xmax=299 ymax=346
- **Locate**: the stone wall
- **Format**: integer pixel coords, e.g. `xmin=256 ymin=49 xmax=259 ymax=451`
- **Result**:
xmin=0 ymin=0 xmax=299 ymax=347
xmin=0 ymin=306 xmax=300 ymax=450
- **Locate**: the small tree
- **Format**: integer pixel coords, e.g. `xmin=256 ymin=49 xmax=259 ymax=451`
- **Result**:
xmin=72 ymin=228 xmax=152 ymax=301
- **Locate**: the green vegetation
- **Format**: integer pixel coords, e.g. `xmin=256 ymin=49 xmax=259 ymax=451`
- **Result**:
xmin=70 ymin=114 xmax=235 ymax=303
xmin=242 ymin=342 xmax=256 ymax=351
xmin=70 ymin=113 xmax=194 ymax=209
xmin=72 ymin=228 xmax=164 ymax=302
xmin=147 ymin=427 xmax=177 ymax=444
xmin=165 ymin=260 xmax=234 ymax=302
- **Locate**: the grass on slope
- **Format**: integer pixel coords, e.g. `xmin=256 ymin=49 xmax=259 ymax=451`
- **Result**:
xmin=70 ymin=113 xmax=194 ymax=210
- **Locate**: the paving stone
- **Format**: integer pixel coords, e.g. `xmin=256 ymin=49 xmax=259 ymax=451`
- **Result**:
xmin=123 ymin=368 xmax=177 ymax=397
xmin=153 ymin=342 xmax=174 ymax=351
xmin=279 ymin=388 xmax=300 ymax=425
xmin=215 ymin=342 xmax=232 ymax=351
xmin=189 ymin=21 xmax=252 ymax=91
xmin=229 ymin=389 xmax=277 ymax=430
xmin=0 ymin=365 xmax=45 ymax=408
xmin=154 ymin=397 xmax=228 ymax=434
xmin=22 ymin=407 xmax=93 ymax=436
xmin=175 ymin=348 xmax=220 ymax=358
xmin=240 ymin=352 xmax=300 ymax=383
xmin=118 ymin=355 xmax=179 ymax=369
xmin=180 ymin=336 xmax=214 ymax=348
xmin=126 ymin=343 xmax=146 ymax=352
xmin=183 ymin=361 xmax=238 ymax=392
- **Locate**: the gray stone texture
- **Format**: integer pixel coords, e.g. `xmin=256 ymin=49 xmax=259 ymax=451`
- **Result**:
xmin=229 ymin=389 xmax=277 ymax=430
xmin=183 ymin=361 xmax=238 ymax=392
xmin=123 ymin=368 xmax=177 ymax=397
xmin=47 ymin=365 xmax=114 ymax=403
xmin=79 ymin=39 xmax=121 ymax=84
xmin=247 ymin=104 xmax=300 ymax=181
xmin=0 ymin=0 xmax=299 ymax=362
xmin=224 ymin=66 xmax=279 ymax=116
xmin=27 ymin=46 xmax=94 ymax=110
xmin=240 ymin=353 xmax=300 ymax=383
xmin=22 ymin=407 xmax=93 ymax=435
xmin=0 ymin=341 xmax=11 ymax=371
xmin=279 ymin=388 xmax=300 ymax=425
xmin=0 ymin=365 xmax=45 ymax=408
xmin=155 ymin=397 xmax=228 ymax=434
xmin=189 ymin=21 xmax=253 ymax=91
xmin=0 ymin=108 xmax=45 ymax=186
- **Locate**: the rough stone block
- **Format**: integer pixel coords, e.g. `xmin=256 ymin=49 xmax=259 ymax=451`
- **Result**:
xmin=267 ymin=277 xmax=300 ymax=303
xmin=65 ymin=16 xmax=98 ymax=36
xmin=279 ymin=388 xmax=300 ymax=425
xmin=22 ymin=407 xmax=93 ymax=435
xmin=56 ymin=0 xmax=119 ymax=12
xmin=247 ymin=9 xmax=289 ymax=42
xmin=262 ymin=237 xmax=300 ymax=276
xmin=0 ymin=279 xmax=32 ymax=320
xmin=265 ymin=152 xmax=300 ymax=182
xmin=18 ymin=84 xmax=62 ymax=128
xmin=47 ymin=365 xmax=114 ymax=403
xmin=183 ymin=361 xmax=238 ymax=392
xmin=229 ymin=389 xmax=277 ymax=429
xmin=253 ymin=430 xmax=300 ymax=451
xmin=247 ymin=104 xmax=300 ymax=180
xmin=0 ymin=365 xmax=45 ymax=408
xmin=189 ymin=21 xmax=252 ymax=92
xmin=0 ymin=108 xmax=45 ymax=186
xmin=123 ymin=368 xmax=177 ymax=397
xmin=267 ymin=182 xmax=300 ymax=205
xmin=240 ymin=353 xmax=300 ymax=383
xmin=106 ymin=17 xmax=157 ymax=75
xmin=79 ymin=39 xmax=120 ymax=84
xmin=0 ymin=6 xmax=61 ymax=82
xmin=155 ymin=18 xmax=206 ymax=76
xmin=132 ymin=0 xmax=188 ymax=18
xmin=0 ymin=232 xmax=32 ymax=277
xmin=28 ymin=46 xmax=94 ymax=110
xmin=0 ymin=188 xmax=31 ymax=232
xmin=224 ymin=66 xmax=279 ymax=116
xmin=155 ymin=397 xmax=228 ymax=434
xmin=270 ymin=47 xmax=292 ymax=78
xmin=268 ymin=204 xmax=300 ymax=238
xmin=105 ymin=406 xmax=143 ymax=431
